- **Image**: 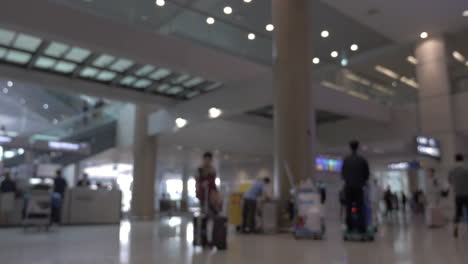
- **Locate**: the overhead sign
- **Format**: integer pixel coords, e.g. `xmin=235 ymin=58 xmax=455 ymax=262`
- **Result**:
xmin=315 ymin=157 xmax=343 ymax=172
xmin=0 ymin=135 xmax=12 ymax=144
xmin=416 ymin=136 xmax=441 ymax=159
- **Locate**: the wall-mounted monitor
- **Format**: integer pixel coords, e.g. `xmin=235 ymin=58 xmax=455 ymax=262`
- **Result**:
xmin=416 ymin=136 xmax=441 ymax=159
xmin=315 ymin=157 xmax=343 ymax=172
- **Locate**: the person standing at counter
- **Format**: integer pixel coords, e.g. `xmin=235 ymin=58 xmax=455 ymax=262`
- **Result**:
xmin=0 ymin=172 xmax=16 ymax=193
xmin=52 ymin=170 xmax=68 ymax=224
xmin=77 ymin=173 xmax=91 ymax=187
xmin=53 ymin=170 xmax=68 ymax=197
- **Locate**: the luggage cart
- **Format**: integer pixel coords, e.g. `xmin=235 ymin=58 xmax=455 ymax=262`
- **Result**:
xmin=293 ymin=188 xmax=325 ymax=240
xmin=23 ymin=190 xmax=52 ymax=231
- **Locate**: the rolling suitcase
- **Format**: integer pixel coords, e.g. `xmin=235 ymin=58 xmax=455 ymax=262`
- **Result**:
xmin=426 ymin=205 xmax=446 ymax=228
xmin=212 ymin=216 xmax=227 ymax=250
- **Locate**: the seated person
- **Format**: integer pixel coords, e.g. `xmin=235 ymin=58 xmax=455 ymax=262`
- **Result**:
xmin=77 ymin=173 xmax=91 ymax=187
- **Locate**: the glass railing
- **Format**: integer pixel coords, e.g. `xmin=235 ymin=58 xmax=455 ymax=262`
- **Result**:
xmin=29 ymin=103 xmax=125 ymax=141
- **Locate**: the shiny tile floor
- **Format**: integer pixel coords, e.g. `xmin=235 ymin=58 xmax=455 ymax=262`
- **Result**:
xmin=0 ymin=215 xmax=467 ymax=264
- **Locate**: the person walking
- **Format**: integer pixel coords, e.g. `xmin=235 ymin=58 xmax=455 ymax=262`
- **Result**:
xmin=449 ymin=154 xmax=468 ymax=238
xmin=341 ymin=140 xmax=370 ymax=233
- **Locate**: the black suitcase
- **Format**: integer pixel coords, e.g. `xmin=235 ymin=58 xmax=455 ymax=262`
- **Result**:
xmin=212 ymin=216 xmax=228 ymax=250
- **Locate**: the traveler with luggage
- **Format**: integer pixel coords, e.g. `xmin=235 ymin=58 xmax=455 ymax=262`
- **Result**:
xmin=242 ymin=177 xmax=271 ymax=233
xmin=449 ymin=154 xmax=468 ymax=238
xmin=341 ymin=140 xmax=370 ymax=234
xmin=194 ymin=152 xmax=226 ymax=249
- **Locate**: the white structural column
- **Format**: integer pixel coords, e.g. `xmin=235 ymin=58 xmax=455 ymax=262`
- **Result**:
xmin=415 ymin=36 xmax=461 ymax=175
xmin=131 ymin=104 xmax=158 ymax=220
xmin=272 ymin=0 xmax=316 ymax=201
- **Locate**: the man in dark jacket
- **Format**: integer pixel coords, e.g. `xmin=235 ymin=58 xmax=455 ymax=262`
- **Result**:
xmin=0 ymin=172 xmax=16 ymax=193
xmin=342 ymin=140 xmax=370 ymax=233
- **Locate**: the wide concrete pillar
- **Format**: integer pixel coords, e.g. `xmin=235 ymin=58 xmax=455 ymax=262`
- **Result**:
xmin=272 ymin=0 xmax=316 ymax=201
xmin=415 ymin=36 xmax=460 ymax=176
xmin=131 ymin=104 xmax=158 ymax=220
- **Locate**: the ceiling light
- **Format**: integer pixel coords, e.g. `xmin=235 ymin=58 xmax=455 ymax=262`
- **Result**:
xmin=407 ymin=56 xmax=418 ymax=65
xmin=340 ymin=58 xmax=349 ymax=67
xmin=375 ymin=65 xmax=400 ymax=79
xmin=463 ymin=10 xmax=468 ymax=17
xmin=43 ymin=104 xmax=49 ymax=110
xmin=175 ymin=118 xmax=187 ymax=128
xmin=155 ymin=0 xmax=165 ymax=7
xmin=7 ymin=81 xmax=13 ymax=87
xmin=420 ymin=32 xmax=428 ymax=39
xmin=248 ymin=33 xmax=256 ymax=40
xmin=350 ymin=44 xmax=359 ymax=51
xmin=206 ymin=17 xmax=215 ymax=25
xmin=400 ymin=76 xmax=419 ymax=89
xmin=209 ymin=107 xmax=223 ymax=119
xmin=330 ymin=51 xmax=339 ymax=58
xmin=452 ymin=51 xmax=466 ymax=63
xmin=266 ymin=24 xmax=274 ymax=32
xmin=312 ymin=57 xmax=320 ymax=64
xmin=2 ymin=88 xmax=8 ymax=94
xmin=18 ymin=148 xmax=25 ymax=155
xmin=321 ymin=30 xmax=329 ymax=38
xmin=224 ymin=6 xmax=233 ymax=15
xmin=244 ymin=0 xmax=252 ymax=3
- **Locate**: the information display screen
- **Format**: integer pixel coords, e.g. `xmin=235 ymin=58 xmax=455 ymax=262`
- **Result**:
xmin=416 ymin=136 xmax=441 ymax=159
xmin=315 ymin=157 xmax=343 ymax=172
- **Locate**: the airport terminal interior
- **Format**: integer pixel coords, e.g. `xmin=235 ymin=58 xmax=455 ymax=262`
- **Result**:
xmin=1 ymin=0 xmax=468 ymax=263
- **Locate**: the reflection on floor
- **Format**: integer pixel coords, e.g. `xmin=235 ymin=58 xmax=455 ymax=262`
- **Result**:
xmin=0 ymin=215 xmax=467 ymax=264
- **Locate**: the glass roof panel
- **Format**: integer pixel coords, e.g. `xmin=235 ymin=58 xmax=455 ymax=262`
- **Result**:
xmin=44 ymin=41 xmax=69 ymax=58
xmin=172 ymin=74 xmax=191 ymax=85
xmin=80 ymin=67 xmax=99 ymax=78
xmin=135 ymin=65 xmax=155 ymax=76
xmin=96 ymin=70 xmax=117 ymax=81
xmin=12 ymin=33 xmax=42 ymax=52
xmin=204 ymin=82 xmax=222 ymax=91
xmin=0 ymin=47 xmax=7 ymax=59
xmin=185 ymin=90 xmax=200 ymax=99
xmin=166 ymin=86 xmax=184 ymax=95
xmin=34 ymin=56 xmax=57 ymax=69
xmin=109 ymin=58 xmax=134 ymax=72
xmin=5 ymin=50 xmax=32 ymax=64
xmin=184 ymin=77 xmax=204 ymax=88
xmin=65 ymin=47 xmax=91 ymax=63
xmin=155 ymin=83 xmax=171 ymax=93
xmin=133 ymin=79 xmax=152 ymax=89
xmin=54 ymin=60 xmax=77 ymax=73
xmin=0 ymin=28 xmax=15 ymax=46
xmin=149 ymin=68 xmax=171 ymax=80
xmin=120 ymin=76 xmax=136 ymax=86
xmin=120 ymin=76 xmax=137 ymax=86
xmin=92 ymin=54 xmax=115 ymax=68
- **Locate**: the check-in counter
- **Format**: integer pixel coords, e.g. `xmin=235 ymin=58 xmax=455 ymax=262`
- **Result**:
xmin=62 ymin=188 xmax=121 ymax=225
xmin=0 ymin=193 xmax=23 ymax=226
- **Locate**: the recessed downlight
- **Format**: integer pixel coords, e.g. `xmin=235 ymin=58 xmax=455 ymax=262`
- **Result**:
xmin=266 ymin=24 xmax=274 ymax=32
xmin=312 ymin=57 xmax=320 ymax=64
xmin=330 ymin=51 xmax=339 ymax=58
xmin=420 ymin=32 xmax=428 ymax=39
xmin=224 ymin=6 xmax=233 ymax=15
xmin=206 ymin=17 xmax=215 ymax=25
xmin=321 ymin=30 xmax=329 ymax=38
